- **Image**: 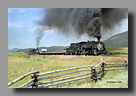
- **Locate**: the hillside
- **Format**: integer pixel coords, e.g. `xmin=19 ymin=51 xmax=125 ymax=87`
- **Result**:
xmin=9 ymin=46 xmax=69 ymax=54
xmin=9 ymin=48 xmax=20 ymax=52
xmin=104 ymin=31 xmax=128 ymax=48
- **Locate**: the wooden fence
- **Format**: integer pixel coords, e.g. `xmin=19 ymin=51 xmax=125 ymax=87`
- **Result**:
xmin=8 ymin=59 xmax=128 ymax=88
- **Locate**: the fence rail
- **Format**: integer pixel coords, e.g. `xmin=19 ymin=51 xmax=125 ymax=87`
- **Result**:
xmin=8 ymin=70 xmax=39 ymax=87
xmin=8 ymin=59 xmax=128 ymax=88
xmin=37 ymin=65 xmax=94 ymax=76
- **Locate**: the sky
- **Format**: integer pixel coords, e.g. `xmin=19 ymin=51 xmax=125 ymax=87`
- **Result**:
xmin=8 ymin=8 xmax=128 ymax=49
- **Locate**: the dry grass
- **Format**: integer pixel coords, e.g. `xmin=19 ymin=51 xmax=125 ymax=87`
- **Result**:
xmin=8 ymin=48 xmax=128 ymax=88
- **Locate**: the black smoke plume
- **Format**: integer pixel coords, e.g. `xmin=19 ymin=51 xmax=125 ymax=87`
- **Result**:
xmin=35 ymin=8 xmax=127 ymax=47
xmin=34 ymin=28 xmax=45 ymax=48
xmin=101 ymin=8 xmax=128 ymax=32
xmin=39 ymin=8 xmax=103 ymax=39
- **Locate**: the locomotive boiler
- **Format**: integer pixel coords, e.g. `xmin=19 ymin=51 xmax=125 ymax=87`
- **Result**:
xmin=66 ymin=40 xmax=107 ymax=55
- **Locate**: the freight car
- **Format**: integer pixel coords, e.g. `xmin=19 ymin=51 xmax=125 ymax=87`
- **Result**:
xmin=66 ymin=40 xmax=107 ymax=55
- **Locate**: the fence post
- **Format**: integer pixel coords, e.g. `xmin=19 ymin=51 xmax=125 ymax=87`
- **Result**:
xmin=90 ymin=62 xmax=97 ymax=83
xmin=101 ymin=62 xmax=104 ymax=73
xmin=101 ymin=58 xmax=104 ymax=73
xmin=31 ymin=68 xmax=38 ymax=88
xmin=91 ymin=67 xmax=97 ymax=83
xmin=90 ymin=61 xmax=93 ymax=70
xmin=90 ymin=61 xmax=93 ymax=80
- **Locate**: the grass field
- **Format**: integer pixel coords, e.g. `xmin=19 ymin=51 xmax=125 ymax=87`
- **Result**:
xmin=8 ymin=47 xmax=128 ymax=88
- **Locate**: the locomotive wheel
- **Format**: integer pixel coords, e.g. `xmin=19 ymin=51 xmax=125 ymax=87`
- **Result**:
xmin=85 ymin=53 xmax=88 ymax=56
xmin=75 ymin=51 xmax=79 ymax=55
xmin=85 ymin=51 xmax=89 ymax=56
xmin=93 ymin=49 xmax=98 ymax=55
xmin=82 ymin=49 xmax=86 ymax=55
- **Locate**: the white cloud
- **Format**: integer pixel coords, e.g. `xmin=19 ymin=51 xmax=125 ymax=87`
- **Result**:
xmin=8 ymin=8 xmax=26 ymax=13
xmin=8 ymin=21 xmax=36 ymax=31
xmin=31 ymin=17 xmax=41 ymax=21
xmin=8 ymin=21 xmax=51 ymax=33
xmin=8 ymin=21 xmax=26 ymax=28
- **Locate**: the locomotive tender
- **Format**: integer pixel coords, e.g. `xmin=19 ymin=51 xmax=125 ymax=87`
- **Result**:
xmin=66 ymin=40 xmax=107 ymax=55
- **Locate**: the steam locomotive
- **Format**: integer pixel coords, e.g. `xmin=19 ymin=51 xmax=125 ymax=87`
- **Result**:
xmin=28 ymin=40 xmax=107 ymax=55
xmin=66 ymin=40 xmax=107 ymax=55
xmin=28 ymin=48 xmax=39 ymax=55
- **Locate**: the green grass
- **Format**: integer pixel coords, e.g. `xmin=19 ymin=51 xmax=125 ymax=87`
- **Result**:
xmin=8 ymin=48 xmax=128 ymax=88
xmin=64 ymin=70 xmax=128 ymax=88
xmin=8 ymin=52 xmax=30 ymax=58
xmin=106 ymin=47 xmax=128 ymax=56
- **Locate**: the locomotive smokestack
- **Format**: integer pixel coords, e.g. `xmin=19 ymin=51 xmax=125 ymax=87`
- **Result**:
xmin=36 ymin=48 xmax=39 ymax=53
xmin=97 ymin=37 xmax=100 ymax=42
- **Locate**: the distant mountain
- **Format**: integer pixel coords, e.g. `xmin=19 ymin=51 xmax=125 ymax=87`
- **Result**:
xmin=17 ymin=48 xmax=34 ymax=54
xmin=104 ymin=31 xmax=128 ymax=48
xmin=9 ymin=46 xmax=69 ymax=54
xmin=8 ymin=48 xmax=20 ymax=52
xmin=8 ymin=49 xmax=12 ymax=52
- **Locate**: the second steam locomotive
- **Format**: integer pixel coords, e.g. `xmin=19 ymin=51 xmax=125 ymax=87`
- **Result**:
xmin=66 ymin=40 xmax=107 ymax=55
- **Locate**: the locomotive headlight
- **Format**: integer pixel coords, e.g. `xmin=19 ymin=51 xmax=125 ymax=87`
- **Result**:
xmin=97 ymin=43 xmax=103 ymax=50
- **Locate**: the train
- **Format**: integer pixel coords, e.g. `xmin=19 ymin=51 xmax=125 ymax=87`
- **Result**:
xmin=28 ymin=48 xmax=39 ymax=55
xmin=66 ymin=40 xmax=107 ymax=55
xmin=28 ymin=48 xmax=66 ymax=55
xmin=28 ymin=40 xmax=107 ymax=55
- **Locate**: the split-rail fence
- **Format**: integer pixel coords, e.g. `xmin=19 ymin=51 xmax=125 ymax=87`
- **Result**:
xmin=8 ymin=59 xmax=128 ymax=88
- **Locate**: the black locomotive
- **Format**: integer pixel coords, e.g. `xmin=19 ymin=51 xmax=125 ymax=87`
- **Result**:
xmin=28 ymin=48 xmax=39 ymax=55
xmin=66 ymin=40 xmax=107 ymax=55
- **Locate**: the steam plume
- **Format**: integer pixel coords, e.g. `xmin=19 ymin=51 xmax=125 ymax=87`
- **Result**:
xmin=34 ymin=28 xmax=45 ymax=48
